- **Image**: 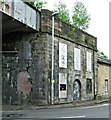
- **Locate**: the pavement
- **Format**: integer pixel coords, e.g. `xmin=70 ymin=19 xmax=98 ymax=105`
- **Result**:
xmin=2 ymin=99 xmax=109 ymax=111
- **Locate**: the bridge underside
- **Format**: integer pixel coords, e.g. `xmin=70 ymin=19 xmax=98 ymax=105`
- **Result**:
xmin=1 ymin=12 xmax=36 ymax=35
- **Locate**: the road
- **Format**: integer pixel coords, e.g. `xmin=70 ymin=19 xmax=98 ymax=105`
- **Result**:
xmin=2 ymin=103 xmax=109 ymax=119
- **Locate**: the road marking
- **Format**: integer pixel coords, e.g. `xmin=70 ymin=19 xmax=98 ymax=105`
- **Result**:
xmin=59 ymin=115 xmax=86 ymax=118
xmin=80 ymin=103 xmax=109 ymax=109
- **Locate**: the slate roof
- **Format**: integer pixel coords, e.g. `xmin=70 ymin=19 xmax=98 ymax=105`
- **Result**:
xmin=97 ymin=57 xmax=111 ymax=66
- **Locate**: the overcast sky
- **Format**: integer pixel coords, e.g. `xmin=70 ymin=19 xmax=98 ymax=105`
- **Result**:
xmin=42 ymin=0 xmax=110 ymax=58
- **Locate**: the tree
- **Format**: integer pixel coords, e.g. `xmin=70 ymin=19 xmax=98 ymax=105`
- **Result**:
xmin=29 ymin=0 xmax=47 ymax=11
xmin=53 ymin=2 xmax=71 ymax=24
xmin=72 ymin=2 xmax=91 ymax=30
xmin=97 ymin=50 xmax=108 ymax=59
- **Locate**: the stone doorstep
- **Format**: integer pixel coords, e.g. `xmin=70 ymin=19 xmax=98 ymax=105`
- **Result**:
xmin=2 ymin=99 xmax=109 ymax=111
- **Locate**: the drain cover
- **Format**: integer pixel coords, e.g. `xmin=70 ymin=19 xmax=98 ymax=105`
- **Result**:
xmin=8 ymin=114 xmax=22 ymax=117
xmin=2 ymin=114 xmax=23 ymax=117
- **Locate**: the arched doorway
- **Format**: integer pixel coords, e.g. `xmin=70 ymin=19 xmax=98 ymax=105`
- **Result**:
xmin=73 ymin=80 xmax=81 ymax=100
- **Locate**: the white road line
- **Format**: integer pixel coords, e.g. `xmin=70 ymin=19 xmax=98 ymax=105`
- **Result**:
xmin=58 ymin=115 xmax=86 ymax=118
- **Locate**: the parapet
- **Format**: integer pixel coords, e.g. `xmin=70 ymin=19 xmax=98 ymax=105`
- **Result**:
xmin=41 ymin=9 xmax=97 ymax=50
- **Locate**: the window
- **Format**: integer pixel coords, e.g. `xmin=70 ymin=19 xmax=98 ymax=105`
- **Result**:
xmin=86 ymin=79 xmax=92 ymax=93
xmin=105 ymin=79 xmax=108 ymax=92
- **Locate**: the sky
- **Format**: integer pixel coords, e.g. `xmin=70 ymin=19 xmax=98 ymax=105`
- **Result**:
xmin=42 ymin=0 xmax=110 ymax=58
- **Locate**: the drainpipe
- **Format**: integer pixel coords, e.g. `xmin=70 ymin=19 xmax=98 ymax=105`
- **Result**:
xmin=93 ymin=48 xmax=96 ymax=99
xmin=51 ymin=12 xmax=58 ymax=105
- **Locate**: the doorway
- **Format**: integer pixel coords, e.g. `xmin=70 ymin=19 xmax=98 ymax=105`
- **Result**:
xmin=73 ymin=80 xmax=81 ymax=100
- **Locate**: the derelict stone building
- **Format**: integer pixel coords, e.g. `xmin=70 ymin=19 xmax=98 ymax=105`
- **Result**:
xmin=1 ymin=1 xmax=98 ymax=105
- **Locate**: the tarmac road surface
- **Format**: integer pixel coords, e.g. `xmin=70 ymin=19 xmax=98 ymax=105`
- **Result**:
xmin=2 ymin=103 xmax=110 ymax=119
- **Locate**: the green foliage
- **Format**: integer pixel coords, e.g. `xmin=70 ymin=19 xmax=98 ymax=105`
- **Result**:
xmin=72 ymin=2 xmax=91 ymax=30
xmin=69 ymin=28 xmax=75 ymax=35
xmin=97 ymin=50 xmax=108 ymax=59
xmin=91 ymin=44 xmax=94 ymax=48
xmin=28 ymin=78 xmax=33 ymax=83
xmin=88 ymin=39 xmax=93 ymax=46
xmin=53 ymin=2 xmax=71 ymax=24
xmin=77 ymin=36 xmax=83 ymax=42
xmin=85 ymin=36 xmax=89 ymax=44
xmin=29 ymin=0 xmax=47 ymax=10
xmin=85 ymin=36 xmax=95 ymax=48
xmin=37 ymin=33 xmax=40 ymax=37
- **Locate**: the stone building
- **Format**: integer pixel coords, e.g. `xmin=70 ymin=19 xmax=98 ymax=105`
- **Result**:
xmin=97 ymin=57 xmax=111 ymax=99
xmin=1 ymin=1 xmax=98 ymax=105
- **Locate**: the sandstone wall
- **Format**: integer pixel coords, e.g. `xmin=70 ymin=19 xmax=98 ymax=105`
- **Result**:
xmin=2 ymin=9 xmax=97 ymax=105
xmin=97 ymin=63 xmax=110 ymax=99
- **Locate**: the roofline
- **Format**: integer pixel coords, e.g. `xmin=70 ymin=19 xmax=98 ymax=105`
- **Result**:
xmin=41 ymin=9 xmax=97 ymax=40
xmin=97 ymin=57 xmax=111 ymax=66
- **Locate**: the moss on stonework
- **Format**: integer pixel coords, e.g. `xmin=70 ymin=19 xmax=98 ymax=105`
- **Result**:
xmin=77 ymin=36 xmax=84 ymax=42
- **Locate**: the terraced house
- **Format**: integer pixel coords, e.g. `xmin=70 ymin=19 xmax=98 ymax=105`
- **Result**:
xmin=1 ymin=0 xmax=98 ymax=105
xmin=97 ymin=57 xmax=111 ymax=99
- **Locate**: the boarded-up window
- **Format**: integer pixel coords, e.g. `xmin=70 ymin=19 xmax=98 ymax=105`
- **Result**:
xmin=87 ymin=51 xmax=92 ymax=72
xmin=59 ymin=43 xmax=67 ymax=68
xmin=17 ymin=71 xmax=31 ymax=92
xmin=59 ymin=73 xmax=67 ymax=98
xmin=74 ymin=48 xmax=81 ymax=70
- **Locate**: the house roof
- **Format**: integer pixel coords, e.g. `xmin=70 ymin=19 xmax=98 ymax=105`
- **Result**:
xmin=97 ymin=57 xmax=111 ymax=66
